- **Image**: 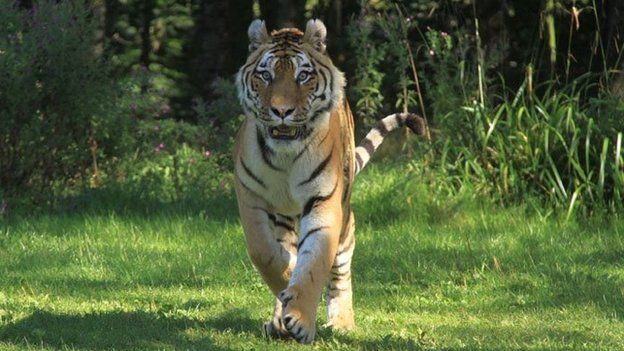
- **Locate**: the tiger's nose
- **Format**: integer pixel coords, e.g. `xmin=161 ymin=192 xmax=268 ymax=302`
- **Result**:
xmin=270 ymin=106 xmax=295 ymax=118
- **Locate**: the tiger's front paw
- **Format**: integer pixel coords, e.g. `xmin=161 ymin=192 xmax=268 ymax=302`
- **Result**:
xmin=278 ymin=288 xmax=316 ymax=344
xmin=282 ymin=312 xmax=316 ymax=344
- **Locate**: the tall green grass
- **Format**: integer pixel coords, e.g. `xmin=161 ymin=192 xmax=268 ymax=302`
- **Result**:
xmin=426 ymin=77 xmax=624 ymax=216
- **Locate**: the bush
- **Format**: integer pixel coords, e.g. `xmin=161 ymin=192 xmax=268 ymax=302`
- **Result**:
xmin=0 ymin=1 xmax=123 ymax=193
xmin=193 ymin=78 xmax=244 ymax=157
xmin=111 ymin=118 xmax=231 ymax=202
xmin=101 ymin=75 xmax=240 ymax=202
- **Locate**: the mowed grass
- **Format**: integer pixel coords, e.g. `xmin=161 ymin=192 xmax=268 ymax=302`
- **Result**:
xmin=0 ymin=164 xmax=623 ymax=350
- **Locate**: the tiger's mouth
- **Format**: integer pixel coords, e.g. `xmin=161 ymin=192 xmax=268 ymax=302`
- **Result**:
xmin=269 ymin=125 xmax=307 ymax=140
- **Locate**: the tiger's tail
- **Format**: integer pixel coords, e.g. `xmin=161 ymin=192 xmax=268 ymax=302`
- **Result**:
xmin=354 ymin=112 xmax=427 ymax=175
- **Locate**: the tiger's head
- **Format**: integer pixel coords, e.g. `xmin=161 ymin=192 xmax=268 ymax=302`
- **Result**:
xmin=236 ymin=19 xmax=345 ymax=141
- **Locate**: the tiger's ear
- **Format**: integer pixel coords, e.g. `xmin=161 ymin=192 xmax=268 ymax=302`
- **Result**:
xmin=248 ymin=19 xmax=269 ymax=52
xmin=303 ymin=19 xmax=327 ymax=54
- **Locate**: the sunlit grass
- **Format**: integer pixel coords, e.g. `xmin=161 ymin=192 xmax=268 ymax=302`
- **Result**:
xmin=0 ymin=163 xmax=623 ymax=350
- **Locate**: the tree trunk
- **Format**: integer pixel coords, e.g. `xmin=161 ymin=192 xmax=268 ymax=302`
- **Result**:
xmin=140 ymin=0 xmax=154 ymax=69
xmin=104 ymin=0 xmax=119 ymax=43
xmin=16 ymin=0 xmax=32 ymax=9
xmin=185 ymin=0 xmax=253 ymax=112
xmin=93 ymin=0 xmax=106 ymax=57
xmin=259 ymin=0 xmax=305 ymax=30
xmin=604 ymin=0 xmax=624 ymax=63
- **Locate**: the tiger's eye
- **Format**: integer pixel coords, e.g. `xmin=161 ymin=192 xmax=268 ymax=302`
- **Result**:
xmin=297 ymin=71 xmax=309 ymax=82
xmin=261 ymin=71 xmax=272 ymax=81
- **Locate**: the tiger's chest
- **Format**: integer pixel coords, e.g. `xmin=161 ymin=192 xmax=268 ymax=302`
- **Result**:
xmin=235 ymin=121 xmax=339 ymax=216
xmin=236 ymin=155 xmax=309 ymax=216
xmin=261 ymin=176 xmax=300 ymax=216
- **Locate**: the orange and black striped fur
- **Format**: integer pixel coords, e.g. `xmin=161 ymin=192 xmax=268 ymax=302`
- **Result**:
xmin=234 ymin=19 xmax=425 ymax=344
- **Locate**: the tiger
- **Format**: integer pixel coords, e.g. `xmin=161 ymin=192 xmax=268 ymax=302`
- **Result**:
xmin=234 ymin=18 xmax=426 ymax=344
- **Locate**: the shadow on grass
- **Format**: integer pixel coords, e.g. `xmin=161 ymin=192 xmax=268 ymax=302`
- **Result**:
xmin=353 ymin=180 xmax=415 ymax=227
xmin=0 ymin=308 xmax=260 ymax=350
xmin=319 ymin=329 xmax=431 ymax=351
xmin=6 ymin=184 xmax=240 ymax=223
xmin=320 ymin=326 xmax=602 ymax=351
xmin=354 ymin=238 xmax=624 ymax=321
xmin=535 ymin=268 xmax=624 ymax=320
xmin=353 ymin=176 xmax=469 ymax=228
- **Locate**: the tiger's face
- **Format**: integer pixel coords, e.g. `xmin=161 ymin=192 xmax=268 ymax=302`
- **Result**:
xmin=237 ymin=19 xmax=344 ymax=141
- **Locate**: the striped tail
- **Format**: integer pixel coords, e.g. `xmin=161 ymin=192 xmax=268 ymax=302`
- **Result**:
xmin=354 ymin=112 xmax=426 ymax=175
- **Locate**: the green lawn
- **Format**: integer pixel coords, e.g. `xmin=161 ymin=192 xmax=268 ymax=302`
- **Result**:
xmin=1 ymin=164 xmax=623 ymax=350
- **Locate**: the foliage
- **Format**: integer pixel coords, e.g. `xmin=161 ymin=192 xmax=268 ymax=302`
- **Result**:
xmin=118 ymin=67 xmax=173 ymax=121
xmin=193 ymin=77 xmax=245 ymax=159
xmin=343 ymin=3 xmax=624 ymax=214
xmin=376 ymin=11 xmax=419 ymax=113
xmin=423 ymin=78 xmax=624 ymax=215
xmin=114 ymin=117 xmax=230 ymax=202
xmin=0 ymin=0 xmax=124 ymax=193
xmin=2 ymin=0 xmax=623 ymax=214
xmin=106 ymin=0 xmax=195 ymax=115
xmin=119 ymin=142 xmax=227 ymax=202
xmin=87 ymin=73 xmax=240 ymax=203
xmin=346 ymin=16 xmax=387 ymax=127
xmin=421 ymin=28 xmax=480 ymax=122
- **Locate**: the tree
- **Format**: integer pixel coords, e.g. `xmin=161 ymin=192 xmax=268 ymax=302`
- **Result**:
xmin=186 ymin=0 xmax=253 ymax=104
xmin=259 ymin=0 xmax=305 ymax=29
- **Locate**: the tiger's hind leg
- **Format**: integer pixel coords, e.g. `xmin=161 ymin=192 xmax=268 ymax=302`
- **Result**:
xmin=326 ymin=210 xmax=355 ymax=331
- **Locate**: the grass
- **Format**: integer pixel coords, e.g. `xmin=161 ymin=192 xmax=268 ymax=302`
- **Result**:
xmin=0 ymin=163 xmax=623 ymax=350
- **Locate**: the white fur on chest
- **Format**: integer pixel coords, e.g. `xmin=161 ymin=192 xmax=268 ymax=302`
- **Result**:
xmin=237 ymin=118 xmax=335 ymax=215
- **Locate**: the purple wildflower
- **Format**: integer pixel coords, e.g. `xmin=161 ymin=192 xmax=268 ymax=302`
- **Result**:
xmin=154 ymin=142 xmax=165 ymax=153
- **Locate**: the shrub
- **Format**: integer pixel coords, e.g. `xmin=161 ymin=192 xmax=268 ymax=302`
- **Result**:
xmin=346 ymin=16 xmax=387 ymax=128
xmin=114 ymin=118 xmax=230 ymax=201
xmin=0 ymin=1 xmax=124 ymax=194
xmin=81 ymin=71 xmax=238 ymax=204
xmin=193 ymin=77 xmax=244 ymax=158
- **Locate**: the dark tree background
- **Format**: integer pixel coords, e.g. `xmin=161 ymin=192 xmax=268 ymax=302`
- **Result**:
xmin=11 ymin=0 xmax=620 ymax=122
